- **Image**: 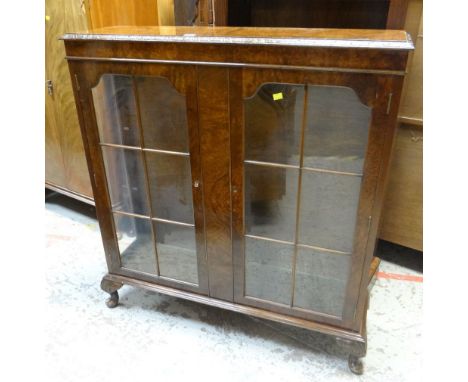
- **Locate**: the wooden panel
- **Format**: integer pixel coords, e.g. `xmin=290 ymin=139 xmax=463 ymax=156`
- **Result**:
xmin=379 ymin=0 xmax=422 ymax=251
xmin=157 ymin=0 xmax=175 ymax=26
xmin=86 ymin=0 xmax=159 ymax=29
xmin=398 ymin=1 xmax=423 ymax=124
xmin=213 ymin=0 xmax=228 ymax=25
xmin=71 ymin=25 xmax=411 ymax=43
xmin=61 ymin=0 xmax=93 ymax=196
xmin=386 ymin=0 xmax=410 ymax=29
xmin=402 ymin=0 xmax=422 ymax=41
xmin=45 ymin=0 xmax=92 ymax=197
xmin=352 ymin=75 xmax=406 ymax=330
xmin=197 ymin=67 xmax=233 ymax=301
xmin=379 ymin=124 xmax=423 ymax=251
xmin=45 ymin=0 xmax=66 ymax=188
xmin=195 ymin=0 xmax=213 ymax=25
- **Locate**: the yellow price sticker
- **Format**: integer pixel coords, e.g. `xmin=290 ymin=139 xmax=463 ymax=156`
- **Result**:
xmin=272 ymin=92 xmax=283 ymax=101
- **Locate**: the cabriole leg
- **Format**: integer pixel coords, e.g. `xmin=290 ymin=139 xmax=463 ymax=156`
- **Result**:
xmin=100 ymin=276 xmax=123 ymax=309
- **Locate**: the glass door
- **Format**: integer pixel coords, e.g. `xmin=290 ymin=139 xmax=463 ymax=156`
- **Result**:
xmin=91 ymin=71 xmax=208 ymax=293
xmin=232 ymin=73 xmax=376 ymax=326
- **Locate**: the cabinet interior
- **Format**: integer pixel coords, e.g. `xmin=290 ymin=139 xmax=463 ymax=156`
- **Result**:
xmin=227 ymin=0 xmax=391 ymax=29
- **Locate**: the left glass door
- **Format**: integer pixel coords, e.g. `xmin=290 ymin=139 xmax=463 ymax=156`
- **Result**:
xmin=91 ymin=72 xmax=208 ymax=293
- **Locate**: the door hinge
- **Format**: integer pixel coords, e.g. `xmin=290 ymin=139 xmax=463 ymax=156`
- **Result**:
xmin=386 ymin=93 xmax=393 ymax=115
xmin=46 ymin=80 xmax=54 ymax=96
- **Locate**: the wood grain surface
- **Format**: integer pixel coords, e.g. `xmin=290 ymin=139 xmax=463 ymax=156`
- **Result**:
xmin=379 ymin=124 xmax=423 ymax=250
xmin=85 ymin=0 xmax=159 ymax=29
xmin=46 ymin=0 xmax=93 ymax=197
xmin=65 ymin=26 xmax=410 ymax=355
xmin=197 ymin=67 xmax=233 ymax=301
xmin=65 ymin=25 xmax=411 ymax=44
xmin=398 ymin=0 xmax=423 ymax=124
xmin=45 ymin=0 xmax=67 ymax=188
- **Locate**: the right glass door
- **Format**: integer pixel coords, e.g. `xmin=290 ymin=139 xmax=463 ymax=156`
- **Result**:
xmin=235 ymin=81 xmax=373 ymax=323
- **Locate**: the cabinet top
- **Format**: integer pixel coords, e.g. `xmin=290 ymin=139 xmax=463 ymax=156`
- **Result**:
xmin=62 ymin=26 xmax=413 ymax=50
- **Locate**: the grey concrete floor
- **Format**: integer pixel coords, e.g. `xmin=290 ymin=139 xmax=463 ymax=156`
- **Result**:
xmin=45 ymin=191 xmax=422 ymax=382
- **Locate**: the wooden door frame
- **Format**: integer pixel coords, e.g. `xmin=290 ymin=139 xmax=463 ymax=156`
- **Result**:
xmin=229 ymin=67 xmax=400 ymax=329
xmin=67 ymin=59 xmax=210 ymax=295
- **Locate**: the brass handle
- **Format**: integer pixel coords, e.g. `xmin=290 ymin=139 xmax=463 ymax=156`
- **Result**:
xmin=193 ymin=180 xmax=200 ymax=188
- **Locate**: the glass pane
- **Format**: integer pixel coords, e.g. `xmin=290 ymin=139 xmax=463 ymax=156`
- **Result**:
xmin=304 ymin=85 xmax=371 ymax=174
xmin=102 ymin=146 xmax=150 ymax=216
xmin=245 ymin=83 xmax=305 ymax=165
xmin=145 ymin=152 xmax=194 ymax=224
xmin=245 ymin=163 xmax=298 ymax=242
xmin=299 ymin=171 xmax=361 ymax=253
xmin=245 ymin=237 xmax=293 ymax=305
xmin=114 ymin=213 xmax=157 ymax=274
xmin=155 ymin=222 xmax=198 ymax=285
xmin=92 ymin=74 xmax=140 ymax=147
xmin=135 ymin=76 xmax=190 ymax=153
xmin=293 ymin=248 xmax=351 ymax=317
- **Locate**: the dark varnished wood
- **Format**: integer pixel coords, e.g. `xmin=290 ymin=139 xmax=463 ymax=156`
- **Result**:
xmin=64 ymin=42 xmax=409 ymax=76
xmin=64 ymin=27 xmax=411 ymax=373
xmin=213 ymin=0 xmax=228 ymax=26
xmin=229 ymin=68 xmax=245 ymax=304
xmin=197 ymin=67 xmax=233 ymax=301
xmin=64 ymin=25 xmax=410 ymax=42
xmin=352 ymin=75 xmax=406 ymax=330
xmin=104 ymin=272 xmax=367 ymax=343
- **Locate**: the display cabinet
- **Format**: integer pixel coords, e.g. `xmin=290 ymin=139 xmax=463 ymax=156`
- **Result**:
xmin=63 ymin=26 xmax=412 ymax=374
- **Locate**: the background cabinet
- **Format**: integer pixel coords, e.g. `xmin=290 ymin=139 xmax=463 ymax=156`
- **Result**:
xmin=45 ymin=0 xmax=200 ymax=203
xmin=380 ymin=1 xmax=423 ymax=251
xmin=45 ymin=0 xmax=92 ymax=202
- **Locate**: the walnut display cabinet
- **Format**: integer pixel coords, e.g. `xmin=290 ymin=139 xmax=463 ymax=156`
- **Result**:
xmin=63 ymin=26 xmax=413 ymax=374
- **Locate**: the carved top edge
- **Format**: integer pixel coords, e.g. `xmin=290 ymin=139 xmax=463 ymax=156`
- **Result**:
xmin=62 ymin=26 xmax=414 ymax=51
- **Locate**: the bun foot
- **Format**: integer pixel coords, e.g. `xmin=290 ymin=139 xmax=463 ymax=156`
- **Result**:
xmin=105 ymin=291 xmax=119 ymax=308
xmin=348 ymin=355 xmax=364 ymax=375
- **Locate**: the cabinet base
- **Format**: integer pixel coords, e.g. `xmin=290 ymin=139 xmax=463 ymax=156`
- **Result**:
xmin=101 ymin=273 xmax=368 ymax=372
